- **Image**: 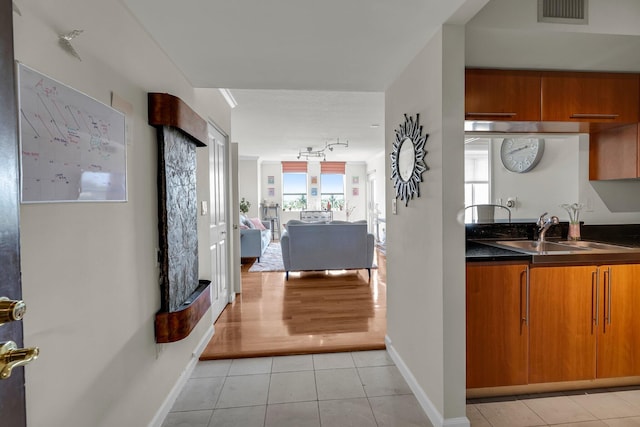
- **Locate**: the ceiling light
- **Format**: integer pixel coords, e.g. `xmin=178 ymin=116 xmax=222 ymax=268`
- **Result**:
xmin=218 ymin=88 xmax=237 ymax=109
xmin=298 ymin=147 xmax=326 ymax=161
xmin=297 ymin=138 xmax=349 ymax=161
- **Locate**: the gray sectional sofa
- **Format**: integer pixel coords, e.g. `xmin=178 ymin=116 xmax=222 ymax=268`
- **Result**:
xmin=280 ymin=220 xmax=375 ymax=280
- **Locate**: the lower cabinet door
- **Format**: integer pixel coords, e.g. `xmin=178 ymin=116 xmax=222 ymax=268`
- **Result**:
xmin=529 ymin=266 xmax=597 ymax=383
xmin=466 ymin=263 xmax=529 ymax=388
xmin=597 ymin=264 xmax=640 ymax=378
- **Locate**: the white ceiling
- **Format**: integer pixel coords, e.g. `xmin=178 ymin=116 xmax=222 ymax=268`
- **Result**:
xmin=121 ymin=0 xmax=640 ymax=162
xmin=122 ymin=0 xmax=470 ymax=91
xmin=230 ymin=90 xmax=385 ymax=162
xmin=121 ymin=0 xmax=472 ymax=162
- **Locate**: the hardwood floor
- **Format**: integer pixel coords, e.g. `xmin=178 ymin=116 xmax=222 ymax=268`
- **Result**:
xmin=200 ymin=250 xmax=387 ymax=359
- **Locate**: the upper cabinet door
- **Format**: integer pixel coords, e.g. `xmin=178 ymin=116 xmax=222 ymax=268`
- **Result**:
xmin=465 ymin=69 xmax=542 ymax=121
xmin=589 ymin=124 xmax=640 ymax=180
xmin=541 ymin=72 xmax=640 ymax=123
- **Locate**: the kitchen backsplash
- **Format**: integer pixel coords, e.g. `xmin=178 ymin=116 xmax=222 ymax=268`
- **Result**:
xmin=466 ymin=222 xmax=640 ymax=248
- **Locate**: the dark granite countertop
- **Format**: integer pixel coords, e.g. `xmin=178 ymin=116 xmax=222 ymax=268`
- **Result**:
xmin=466 ymin=240 xmax=530 ymax=262
xmin=466 ymin=223 xmax=640 ymax=263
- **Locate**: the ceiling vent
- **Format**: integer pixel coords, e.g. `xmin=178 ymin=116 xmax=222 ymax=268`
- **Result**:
xmin=538 ymin=0 xmax=588 ymax=24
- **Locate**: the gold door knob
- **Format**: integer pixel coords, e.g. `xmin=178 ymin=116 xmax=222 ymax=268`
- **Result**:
xmin=0 ymin=297 xmax=26 ymax=325
xmin=0 ymin=341 xmax=39 ymax=380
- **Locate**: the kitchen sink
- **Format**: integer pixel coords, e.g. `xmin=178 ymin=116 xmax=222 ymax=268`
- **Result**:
xmin=490 ymin=240 xmax=587 ymax=254
xmin=556 ymin=240 xmax=634 ymax=251
xmin=477 ymin=239 xmax=640 ymax=264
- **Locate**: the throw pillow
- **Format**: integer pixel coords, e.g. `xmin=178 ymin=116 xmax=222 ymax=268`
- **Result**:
xmin=250 ymin=217 xmax=267 ymax=231
xmin=239 ymin=224 xmax=249 ymax=230
xmin=242 ymin=216 xmax=255 ymax=229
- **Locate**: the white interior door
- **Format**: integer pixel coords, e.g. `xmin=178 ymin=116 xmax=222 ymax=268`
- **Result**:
xmin=208 ymin=124 xmax=229 ymax=321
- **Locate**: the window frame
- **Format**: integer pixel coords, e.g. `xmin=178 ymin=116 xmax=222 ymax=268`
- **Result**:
xmin=282 ymin=172 xmax=308 ymax=211
xmin=464 ymin=138 xmax=492 ymax=223
xmin=320 ymin=173 xmax=345 ymax=210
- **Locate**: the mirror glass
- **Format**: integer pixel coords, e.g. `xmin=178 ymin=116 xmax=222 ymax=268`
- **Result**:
xmin=398 ymin=137 xmax=415 ymax=182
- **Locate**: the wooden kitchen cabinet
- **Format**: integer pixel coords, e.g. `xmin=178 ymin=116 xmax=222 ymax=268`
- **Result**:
xmin=541 ymin=71 xmax=640 ymax=123
xmin=529 ymin=265 xmax=597 ymax=384
xmin=468 ymin=261 xmax=640 ymax=390
xmin=465 ymin=69 xmax=542 ymax=121
xmin=589 ymin=123 xmax=640 ymax=180
xmin=466 ymin=263 xmax=529 ymax=388
xmin=596 ymin=264 xmax=640 ymax=378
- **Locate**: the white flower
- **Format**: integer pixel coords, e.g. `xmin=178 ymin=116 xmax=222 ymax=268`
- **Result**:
xmin=560 ymin=203 xmax=584 ymax=224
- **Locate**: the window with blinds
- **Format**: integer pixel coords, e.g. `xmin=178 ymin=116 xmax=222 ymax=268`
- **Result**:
xmin=320 ymin=162 xmax=345 ymax=210
xmin=282 ymin=161 xmax=308 ymax=210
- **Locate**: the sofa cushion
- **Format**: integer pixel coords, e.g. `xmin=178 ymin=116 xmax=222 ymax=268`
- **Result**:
xmin=241 ymin=215 xmax=255 ymax=229
xmin=250 ymin=217 xmax=267 ymax=230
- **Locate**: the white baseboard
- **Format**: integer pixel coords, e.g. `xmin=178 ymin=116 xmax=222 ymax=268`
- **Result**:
xmin=148 ymin=325 xmax=215 ymax=427
xmin=444 ymin=417 xmax=472 ymax=427
xmin=385 ymin=336 xmax=470 ymax=427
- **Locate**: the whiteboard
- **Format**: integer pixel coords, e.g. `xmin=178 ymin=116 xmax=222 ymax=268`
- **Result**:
xmin=17 ymin=63 xmax=127 ymax=203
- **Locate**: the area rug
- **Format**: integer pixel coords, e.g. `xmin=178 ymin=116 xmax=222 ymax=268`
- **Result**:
xmin=248 ymin=242 xmax=285 ymax=272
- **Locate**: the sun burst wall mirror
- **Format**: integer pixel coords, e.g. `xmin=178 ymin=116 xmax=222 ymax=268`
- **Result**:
xmin=390 ymin=113 xmax=429 ymax=206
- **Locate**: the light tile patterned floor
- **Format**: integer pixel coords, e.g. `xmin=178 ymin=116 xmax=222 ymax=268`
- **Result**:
xmin=468 ymin=387 xmax=640 ymax=427
xmin=164 ymin=350 xmax=640 ymax=427
xmin=162 ymin=350 xmax=432 ymax=427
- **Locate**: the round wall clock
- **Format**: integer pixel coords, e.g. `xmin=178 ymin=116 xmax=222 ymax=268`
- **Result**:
xmin=500 ymin=138 xmax=545 ymax=173
xmin=390 ymin=114 xmax=429 ymax=206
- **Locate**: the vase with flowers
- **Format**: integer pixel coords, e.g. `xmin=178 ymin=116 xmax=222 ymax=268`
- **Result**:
xmin=345 ymin=201 xmax=356 ymax=221
xmin=560 ymin=202 xmax=583 ymax=241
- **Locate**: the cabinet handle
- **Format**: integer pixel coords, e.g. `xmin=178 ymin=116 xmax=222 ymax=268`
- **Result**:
xmin=570 ymin=113 xmax=619 ymax=119
xmin=591 ymin=271 xmax=599 ymax=330
xmin=602 ymin=269 xmax=607 ymax=333
xmin=605 ymin=268 xmax=612 ymax=326
xmin=465 ymin=112 xmax=517 ymax=117
xmin=526 ymin=266 xmax=530 ymax=327
xmin=520 ymin=267 xmax=529 ymax=327
xmin=520 ymin=269 xmax=526 ymax=326
xmin=595 ymin=270 xmax=600 ymax=327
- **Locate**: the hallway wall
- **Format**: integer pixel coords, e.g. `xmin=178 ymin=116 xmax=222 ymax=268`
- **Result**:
xmin=385 ymin=24 xmax=468 ymax=427
xmin=13 ymin=1 xmax=230 ymax=426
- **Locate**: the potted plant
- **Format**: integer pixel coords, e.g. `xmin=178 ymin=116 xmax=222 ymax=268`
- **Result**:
xmin=240 ymin=197 xmax=251 ymax=215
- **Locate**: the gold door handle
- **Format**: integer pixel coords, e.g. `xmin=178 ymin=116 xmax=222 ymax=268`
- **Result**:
xmin=0 ymin=341 xmax=39 ymax=380
xmin=0 ymin=297 xmax=27 ymax=325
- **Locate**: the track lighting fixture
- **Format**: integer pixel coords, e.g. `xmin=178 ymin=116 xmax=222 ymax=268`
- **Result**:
xmin=297 ymin=138 xmax=348 ymax=161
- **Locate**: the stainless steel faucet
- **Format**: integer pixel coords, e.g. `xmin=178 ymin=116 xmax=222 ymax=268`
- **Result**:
xmin=537 ymin=212 xmax=559 ymax=242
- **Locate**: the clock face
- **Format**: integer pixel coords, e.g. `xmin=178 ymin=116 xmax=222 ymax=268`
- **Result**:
xmin=500 ymin=138 xmax=545 ymax=173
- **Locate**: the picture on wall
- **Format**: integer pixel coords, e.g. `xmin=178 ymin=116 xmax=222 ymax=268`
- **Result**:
xmin=311 ymin=187 xmax=318 ymax=196
xmin=311 ymin=176 xmax=318 ymax=184
xmin=267 ymin=175 xmax=275 ymax=184
xmin=352 ymin=187 xmax=359 ymax=196
xmin=268 ymin=187 xmax=275 ymax=197
xmin=352 ymin=176 xmax=359 ymax=184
